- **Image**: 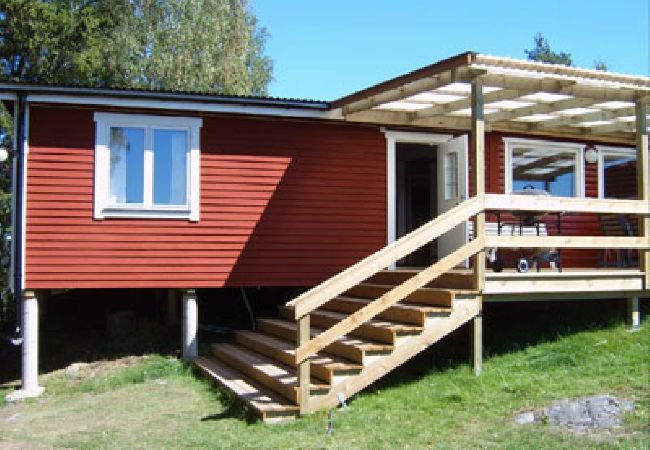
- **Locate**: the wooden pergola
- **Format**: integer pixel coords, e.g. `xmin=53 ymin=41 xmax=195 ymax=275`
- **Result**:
xmin=333 ymin=51 xmax=650 ymax=292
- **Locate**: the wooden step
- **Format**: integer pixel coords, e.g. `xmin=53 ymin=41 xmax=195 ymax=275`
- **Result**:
xmin=235 ymin=331 xmax=363 ymax=384
xmin=367 ymin=269 xmax=475 ymax=290
xmin=257 ymin=318 xmax=393 ymax=364
xmin=194 ymin=356 xmax=299 ymax=423
xmin=346 ymin=283 xmax=455 ymax=308
xmin=212 ymin=343 xmax=330 ymax=404
xmin=279 ymin=307 xmax=423 ymax=344
xmin=323 ymin=296 xmax=452 ymax=327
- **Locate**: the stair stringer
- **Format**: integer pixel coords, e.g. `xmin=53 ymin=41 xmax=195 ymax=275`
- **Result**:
xmin=306 ymin=295 xmax=481 ymax=412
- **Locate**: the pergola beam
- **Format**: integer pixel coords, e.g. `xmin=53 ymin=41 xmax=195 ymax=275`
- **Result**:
xmin=413 ymin=88 xmax=524 ymax=121
xmin=342 ymin=67 xmax=475 ymax=116
xmin=531 ymin=106 xmax=636 ymax=130
xmin=486 ymin=97 xmax=602 ymax=123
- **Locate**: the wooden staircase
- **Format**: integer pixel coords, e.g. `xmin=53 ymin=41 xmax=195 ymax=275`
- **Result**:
xmin=195 ymin=270 xmax=481 ymax=423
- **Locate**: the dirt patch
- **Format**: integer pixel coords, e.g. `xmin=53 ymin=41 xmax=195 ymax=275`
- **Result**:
xmin=50 ymin=355 xmax=151 ymax=381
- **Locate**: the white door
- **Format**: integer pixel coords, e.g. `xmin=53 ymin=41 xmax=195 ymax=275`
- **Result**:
xmin=437 ymin=134 xmax=469 ymax=259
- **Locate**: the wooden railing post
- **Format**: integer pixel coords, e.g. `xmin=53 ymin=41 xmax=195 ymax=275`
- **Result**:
xmin=635 ymin=100 xmax=649 ymax=289
xmin=297 ymin=314 xmax=310 ymax=415
xmin=471 ymin=76 xmax=486 ymax=291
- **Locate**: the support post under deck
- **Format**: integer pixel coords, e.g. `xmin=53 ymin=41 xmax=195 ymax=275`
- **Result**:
xmin=6 ymin=291 xmax=44 ymax=401
xmin=471 ymin=312 xmax=482 ymax=376
xmin=182 ymin=289 xmax=198 ymax=361
xmin=627 ymin=296 xmax=641 ymax=329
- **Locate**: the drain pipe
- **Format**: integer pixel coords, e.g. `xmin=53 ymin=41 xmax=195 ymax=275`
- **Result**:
xmin=11 ymin=94 xmax=26 ymax=345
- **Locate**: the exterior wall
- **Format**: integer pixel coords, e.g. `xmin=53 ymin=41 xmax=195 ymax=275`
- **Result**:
xmin=25 ymin=105 xmax=386 ymax=289
xmin=485 ymin=132 xmax=611 ymax=268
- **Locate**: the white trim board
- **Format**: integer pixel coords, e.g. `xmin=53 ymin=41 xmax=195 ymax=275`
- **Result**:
xmin=27 ymin=94 xmax=342 ymax=120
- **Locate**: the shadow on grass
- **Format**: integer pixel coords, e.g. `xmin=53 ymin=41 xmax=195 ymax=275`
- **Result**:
xmin=365 ymin=297 xmax=648 ymax=395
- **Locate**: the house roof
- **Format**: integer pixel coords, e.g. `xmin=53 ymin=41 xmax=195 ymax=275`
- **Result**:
xmin=333 ymin=52 xmax=650 ymax=145
xmin=1 ymin=52 xmax=648 ymax=143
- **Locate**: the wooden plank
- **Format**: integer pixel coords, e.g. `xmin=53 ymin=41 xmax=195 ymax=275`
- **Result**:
xmin=484 ymin=271 xmax=645 ymax=295
xmin=256 ymin=318 xmax=393 ymax=364
xmin=286 ymin=196 xmax=484 ymax=319
xmin=294 ymin=238 xmax=484 ymax=363
xmin=307 ymin=297 xmax=481 ymax=412
xmin=636 ymin=101 xmax=650 ymax=289
xmin=324 ymin=296 xmax=450 ymax=326
xmin=297 ymin=314 xmax=310 ymax=415
xmin=193 ymin=356 xmax=299 ymax=423
xmin=345 ymin=284 xmax=455 ymax=307
xmin=486 ymin=97 xmax=601 ymax=123
xmin=483 ymin=194 xmax=649 ymax=215
xmin=532 ymin=106 xmax=636 ymax=130
xmin=341 ymin=67 xmax=474 ymax=115
xmin=485 ymin=235 xmax=648 ymax=249
xmin=471 ymin=76 xmax=486 ymax=291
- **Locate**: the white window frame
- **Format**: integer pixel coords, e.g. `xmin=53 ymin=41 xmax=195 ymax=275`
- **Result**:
xmin=597 ymin=145 xmax=637 ymax=199
xmin=94 ymin=112 xmax=202 ymax=221
xmin=503 ymin=137 xmax=585 ymax=198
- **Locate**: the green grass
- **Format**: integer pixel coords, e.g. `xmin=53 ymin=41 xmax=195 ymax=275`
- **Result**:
xmin=0 ymin=321 xmax=648 ymax=449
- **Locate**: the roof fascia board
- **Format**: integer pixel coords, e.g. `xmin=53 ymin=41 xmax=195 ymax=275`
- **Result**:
xmin=25 ymin=94 xmax=343 ymax=120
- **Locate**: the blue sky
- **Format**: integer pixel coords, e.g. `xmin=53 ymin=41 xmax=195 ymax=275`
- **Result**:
xmin=252 ymin=0 xmax=649 ymax=101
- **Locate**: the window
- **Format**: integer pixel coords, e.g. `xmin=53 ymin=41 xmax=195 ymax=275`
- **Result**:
xmin=94 ymin=113 xmax=202 ymax=221
xmin=444 ymin=151 xmax=458 ymax=200
xmin=504 ymin=138 xmax=584 ymax=197
xmin=599 ymin=147 xmax=637 ymax=199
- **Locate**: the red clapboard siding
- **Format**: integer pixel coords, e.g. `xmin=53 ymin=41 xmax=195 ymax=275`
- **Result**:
xmin=25 ymin=106 xmax=386 ymax=289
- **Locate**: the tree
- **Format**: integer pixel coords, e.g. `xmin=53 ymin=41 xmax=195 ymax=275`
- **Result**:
xmin=525 ymin=32 xmax=573 ymax=66
xmin=0 ymin=0 xmax=273 ymax=324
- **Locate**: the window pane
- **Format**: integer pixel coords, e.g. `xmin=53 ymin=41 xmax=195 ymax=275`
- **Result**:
xmin=109 ymin=127 xmax=144 ymax=204
xmin=511 ymin=147 xmax=576 ymax=197
xmin=444 ymin=152 xmax=458 ymax=200
xmin=153 ymin=129 xmax=187 ymax=205
xmin=603 ymin=153 xmax=636 ymax=199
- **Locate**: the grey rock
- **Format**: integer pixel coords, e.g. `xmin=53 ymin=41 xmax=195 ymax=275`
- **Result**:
xmin=544 ymin=395 xmax=634 ymax=432
xmin=514 ymin=411 xmax=536 ymax=425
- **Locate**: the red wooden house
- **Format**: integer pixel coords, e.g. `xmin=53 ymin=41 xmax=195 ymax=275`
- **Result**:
xmin=2 ymin=52 xmax=648 ymax=421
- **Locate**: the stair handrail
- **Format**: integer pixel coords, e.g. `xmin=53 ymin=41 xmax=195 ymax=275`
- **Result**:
xmin=286 ymin=195 xmax=485 ymax=319
xmin=288 ymin=194 xmax=649 ymax=363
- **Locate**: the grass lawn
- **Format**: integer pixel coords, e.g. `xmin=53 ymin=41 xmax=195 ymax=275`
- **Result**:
xmin=0 ymin=303 xmax=648 ymax=449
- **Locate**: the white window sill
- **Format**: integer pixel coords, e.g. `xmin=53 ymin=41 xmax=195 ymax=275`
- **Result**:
xmin=95 ymin=206 xmax=197 ymax=221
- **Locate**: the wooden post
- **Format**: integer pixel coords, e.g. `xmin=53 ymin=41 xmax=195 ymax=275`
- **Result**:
xmin=297 ymin=314 xmax=310 ymax=415
xmin=471 ymin=77 xmax=486 ymax=291
xmin=627 ymin=296 xmax=641 ymax=329
xmin=635 ymin=101 xmax=649 ymax=289
xmin=471 ymin=311 xmax=482 ymax=376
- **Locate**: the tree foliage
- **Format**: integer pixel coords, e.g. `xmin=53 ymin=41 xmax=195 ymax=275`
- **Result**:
xmin=525 ymin=32 xmax=573 ymax=66
xmin=0 ymin=0 xmax=273 ymax=323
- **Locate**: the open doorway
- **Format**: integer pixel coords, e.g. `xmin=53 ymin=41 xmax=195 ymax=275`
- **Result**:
xmin=396 ymin=143 xmax=437 ymax=266
xmin=386 ymin=132 xmax=469 ymax=269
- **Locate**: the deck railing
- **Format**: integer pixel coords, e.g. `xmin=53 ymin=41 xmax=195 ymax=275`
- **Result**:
xmin=285 ymin=194 xmax=650 ymax=413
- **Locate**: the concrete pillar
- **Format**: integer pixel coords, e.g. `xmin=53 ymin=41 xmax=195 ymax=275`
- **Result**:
xmin=182 ymin=289 xmax=198 ymax=361
xmin=471 ymin=313 xmax=483 ymax=376
xmin=627 ymin=296 xmax=641 ymax=329
xmin=167 ymin=289 xmax=179 ymax=326
xmin=6 ymin=291 xmax=44 ymax=401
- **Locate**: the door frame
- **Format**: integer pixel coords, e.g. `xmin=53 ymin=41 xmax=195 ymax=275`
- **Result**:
xmin=383 ymin=130 xmax=453 ymax=247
